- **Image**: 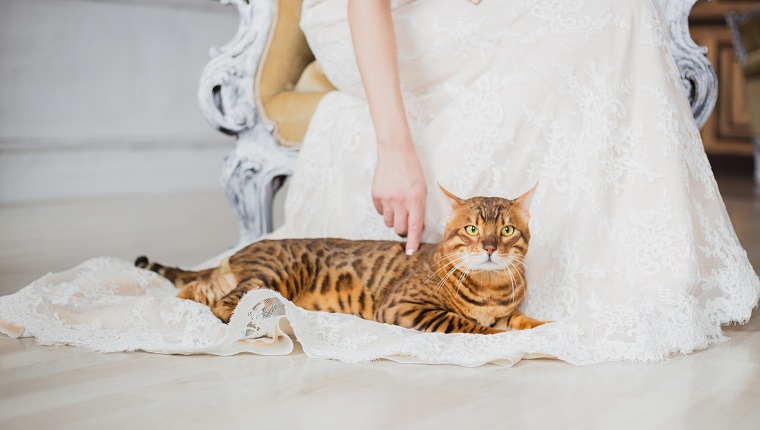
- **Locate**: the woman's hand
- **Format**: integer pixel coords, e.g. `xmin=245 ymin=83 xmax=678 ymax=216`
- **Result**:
xmin=372 ymin=138 xmax=427 ymax=254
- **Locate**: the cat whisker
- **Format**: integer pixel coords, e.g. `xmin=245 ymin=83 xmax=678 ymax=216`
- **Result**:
xmin=426 ymin=271 xmax=457 ymax=296
xmin=435 ymin=263 xmax=462 ymax=292
xmin=432 ymin=262 xmax=466 ymax=297
xmin=422 ymin=256 xmax=466 ymax=288
xmin=497 ymin=258 xmax=526 ymax=309
xmin=454 ymin=266 xmax=469 ymax=296
xmin=505 ymin=259 xmax=527 ymax=281
xmin=428 ymin=252 xmax=464 ymax=266
xmin=511 ymin=254 xmax=531 ymax=270
xmin=506 ymin=260 xmax=527 ymax=287
xmin=454 ymin=264 xmax=471 ymax=293
xmin=511 ymin=264 xmax=528 ymax=285
xmin=424 ymin=253 xmax=464 ymax=276
xmin=500 ymin=254 xmax=528 ymax=281
xmin=502 ymin=262 xmax=516 ymax=306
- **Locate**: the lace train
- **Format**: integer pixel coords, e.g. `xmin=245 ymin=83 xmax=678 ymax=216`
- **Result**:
xmin=0 ymin=256 xmax=748 ymax=366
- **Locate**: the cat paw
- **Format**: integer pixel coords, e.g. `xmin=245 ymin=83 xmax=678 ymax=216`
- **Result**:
xmin=497 ymin=312 xmax=549 ymax=330
xmin=211 ymin=303 xmax=233 ymax=324
xmin=511 ymin=317 xmax=546 ymax=330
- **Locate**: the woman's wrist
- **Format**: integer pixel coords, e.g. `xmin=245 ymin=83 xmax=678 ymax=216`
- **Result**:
xmin=375 ymin=121 xmax=414 ymax=152
xmin=376 ymin=138 xmax=415 ymax=158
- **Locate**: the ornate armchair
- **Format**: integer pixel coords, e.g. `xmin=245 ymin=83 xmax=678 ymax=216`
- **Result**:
xmin=198 ymin=0 xmax=719 ymax=246
xmin=727 ymin=6 xmax=760 ymax=183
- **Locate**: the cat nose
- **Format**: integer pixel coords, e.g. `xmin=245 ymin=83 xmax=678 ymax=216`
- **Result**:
xmin=484 ymin=246 xmax=495 ymax=256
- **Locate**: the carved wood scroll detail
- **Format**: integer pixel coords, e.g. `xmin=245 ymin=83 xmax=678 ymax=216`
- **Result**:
xmin=658 ymin=0 xmax=719 ymax=128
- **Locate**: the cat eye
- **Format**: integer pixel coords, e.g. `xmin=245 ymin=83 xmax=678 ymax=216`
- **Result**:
xmin=501 ymin=225 xmax=516 ymax=237
xmin=464 ymin=225 xmax=479 ymax=236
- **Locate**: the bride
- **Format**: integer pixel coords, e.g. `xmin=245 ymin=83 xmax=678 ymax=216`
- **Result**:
xmin=280 ymin=0 xmax=759 ymax=357
xmin=1 ymin=0 xmax=758 ymax=366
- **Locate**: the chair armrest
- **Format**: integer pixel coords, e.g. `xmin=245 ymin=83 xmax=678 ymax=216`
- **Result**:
xmin=265 ymin=91 xmax=330 ymax=146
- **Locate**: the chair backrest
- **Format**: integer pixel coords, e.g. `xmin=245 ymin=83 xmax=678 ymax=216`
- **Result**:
xmin=256 ymin=0 xmax=315 ymax=110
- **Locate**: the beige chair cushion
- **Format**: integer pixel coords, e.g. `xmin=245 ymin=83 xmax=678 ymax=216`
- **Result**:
xmin=256 ymin=0 xmax=337 ymax=147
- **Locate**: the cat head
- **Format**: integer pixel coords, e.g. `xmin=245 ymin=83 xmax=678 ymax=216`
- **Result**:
xmin=438 ymin=184 xmax=535 ymax=273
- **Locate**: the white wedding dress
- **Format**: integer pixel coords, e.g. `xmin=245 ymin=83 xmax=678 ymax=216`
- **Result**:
xmin=1 ymin=0 xmax=758 ymax=366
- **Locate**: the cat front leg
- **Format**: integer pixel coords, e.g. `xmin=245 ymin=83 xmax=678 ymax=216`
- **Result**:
xmin=493 ymin=310 xmax=546 ymax=330
xmin=422 ymin=310 xmax=505 ymax=334
xmin=210 ymin=278 xmax=271 ymax=323
xmin=176 ymin=281 xmax=211 ymax=305
xmin=383 ymin=305 xmax=505 ymax=334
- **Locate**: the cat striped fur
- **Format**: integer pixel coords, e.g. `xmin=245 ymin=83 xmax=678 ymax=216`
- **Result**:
xmin=136 ymin=186 xmax=545 ymax=334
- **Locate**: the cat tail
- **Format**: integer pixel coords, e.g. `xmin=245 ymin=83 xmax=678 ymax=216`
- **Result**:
xmin=134 ymin=256 xmax=215 ymax=288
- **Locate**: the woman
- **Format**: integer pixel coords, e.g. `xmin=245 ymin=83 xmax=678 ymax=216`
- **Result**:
xmin=273 ymin=0 xmax=760 ymax=361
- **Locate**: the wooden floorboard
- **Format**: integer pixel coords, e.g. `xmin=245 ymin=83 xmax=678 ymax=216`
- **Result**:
xmin=0 ymin=191 xmax=238 ymax=295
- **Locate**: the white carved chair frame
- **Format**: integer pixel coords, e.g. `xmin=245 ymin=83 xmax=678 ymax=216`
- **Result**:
xmin=198 ymin=0 xmax=718 ymax=246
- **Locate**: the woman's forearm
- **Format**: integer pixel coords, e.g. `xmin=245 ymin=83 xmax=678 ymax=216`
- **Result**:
xmin=348 ymin=0 xmax=412 ymax=151
xmin=348 ymin=0 xmax=426 ymax=253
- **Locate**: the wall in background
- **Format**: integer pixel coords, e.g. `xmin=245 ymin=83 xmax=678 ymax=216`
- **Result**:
xmin=0 ymin=0 xmax=239 ymax=203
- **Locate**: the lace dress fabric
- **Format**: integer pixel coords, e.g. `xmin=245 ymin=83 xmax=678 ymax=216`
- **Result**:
xmin=1 ymin=0 xmax=758 ymax=366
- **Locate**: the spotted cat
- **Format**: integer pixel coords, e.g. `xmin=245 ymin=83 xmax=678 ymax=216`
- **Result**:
xmin=136 ymin=186 xmax=544 ymax=334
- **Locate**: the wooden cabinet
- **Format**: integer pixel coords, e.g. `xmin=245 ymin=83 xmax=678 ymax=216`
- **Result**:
xmin=689 ymin=0 xmax=758 ymax=155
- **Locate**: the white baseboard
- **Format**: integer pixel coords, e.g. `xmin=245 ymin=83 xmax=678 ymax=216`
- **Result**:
xmin=0 ymin=138 xmax=235 ymax=204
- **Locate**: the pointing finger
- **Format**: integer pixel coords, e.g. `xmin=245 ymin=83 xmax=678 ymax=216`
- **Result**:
xmin=405 ymin=206 xmax=424 ymax=255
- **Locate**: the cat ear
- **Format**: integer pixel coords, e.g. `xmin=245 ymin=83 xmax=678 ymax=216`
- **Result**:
xmin=438 ymin=183 xmax=466 ymax=207
xmin=515 ymin=183 xmax=538 ymax=212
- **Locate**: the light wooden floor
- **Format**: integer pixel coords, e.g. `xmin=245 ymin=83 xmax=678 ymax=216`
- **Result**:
xmin=0 ymin=191 xmax=239 ymax=296
xmin=0 ymin=168 xmax=759 ymax=430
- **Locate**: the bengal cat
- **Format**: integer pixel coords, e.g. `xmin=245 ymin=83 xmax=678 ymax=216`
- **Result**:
xmin=135 ymin=186 xmax=545 ymax=334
